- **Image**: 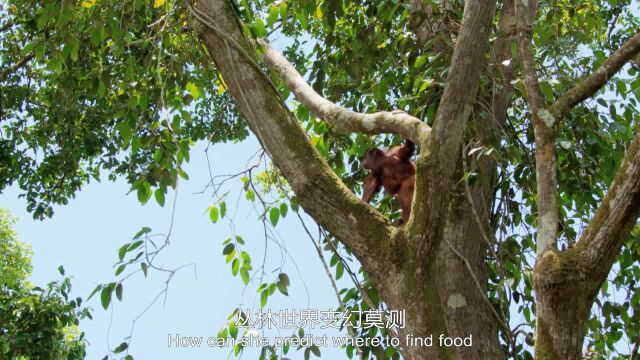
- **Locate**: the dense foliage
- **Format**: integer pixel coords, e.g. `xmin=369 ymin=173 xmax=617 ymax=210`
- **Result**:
xmin=0 ymin=208 xmax=90 ymax=359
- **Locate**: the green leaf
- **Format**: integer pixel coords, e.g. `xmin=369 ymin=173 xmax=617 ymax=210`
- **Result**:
xmin=92 ymin=23 xmax=105 ymax=44
xmin=260 ymin=290 xmax=268 ymax=307
xmin=88 ymin=285 xmax=102 ymax=300
xmin=524 ymin=306 xmax=531 ymax=323
xmin=231 ymin=258 xmax=240 ymax=276
xmin=311 ymin=345 xmax=321 ymax=357
xmin=115 ymin=264 xmax=126 ymax=276
xmin=229 ymin=322 xmax=238 ymax=338
xmin=240 ymin=267 xmax=250 ymax=285
xmin=58 ymin=265 xmax=65 ymax=275
xmin=128 ymin=240 xmax=143 ymax=252
xmin=414 ymin=55 xmax=427 ymax=69
xmin=220 ymin=201 xmax=227 ymax=219
xmin=269 ymin=207 xmax=280 ymax=226
xmin=280 ymin=3 xmax=288 ymax=22
xmin=69 ymin=38 xmax=79 ymax=62
xmin=223 ymin=243 xmax=235 ymax=255
xmin=101 ymin=285 xmax=114 ymax=309
xmin=254 ymin=18 xmax=267 ymax=38
xmin=278 ymin=273 xmax=290 ymax=286
xmin=336 ymin=262 xmax=344 ymax=280
xmin=277 ymin=281 xmax=288 ymax=296
xmin=98 ymin=80 xmax=106 ymax=97
xmin=267 ymin=5 xmax=279 ymax=27
xmin=298 ymin=12 xmax=308 ymax=30
xmin=47 ymin=56 xmax=63 ymax=74
xmin=133 ymin=227 xmax=151 ymax=240
xmin=137 ymin=184 xmax=152 ymax=205
xmin=177 ymin=168 xmax=189 ymax=180
xmin=141 ymin=262 xmax=148 ymax=277
xmin=114 ymin=342 xmax=128 ymax=353
xmin=210 ymin=206 xmax=220 ymax=223
xmin=291 ymin=196 xmax=300 ymax=212
xmin=279 ymin=203 xmax=288 ymax=217
xmin=240 ymin=251 xmax=251 ymax=263
xmin=540 ymin=81 xmax=554 ymax=100
xmin=225 ymin=250 xmax=235 ymax=263
xmin=154 ymin=188 xmax=165 ymax=206
xmin=35 ymin=44 xmax=46 ymax=60
xmin=118 ymin=244 xmax=128 ymax=261
xmin=185 ymin=82 xmax=201 ymax=99
xmin=116 ymin=283 xmax=123 ymax=301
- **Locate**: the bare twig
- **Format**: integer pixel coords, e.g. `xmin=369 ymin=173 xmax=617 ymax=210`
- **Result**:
xmin=551 ymin=31 xmax=640 ymax=119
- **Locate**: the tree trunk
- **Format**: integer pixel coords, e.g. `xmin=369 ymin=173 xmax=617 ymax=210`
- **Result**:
xmin=436 ymin=169 xmax=503 ymax=359
xmin=534 ymin=249 xmax=594 ymax=359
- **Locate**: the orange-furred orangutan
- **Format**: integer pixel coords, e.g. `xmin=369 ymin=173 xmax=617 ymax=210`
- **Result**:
xmin=362 ymin=139 xmax=416 ymax=223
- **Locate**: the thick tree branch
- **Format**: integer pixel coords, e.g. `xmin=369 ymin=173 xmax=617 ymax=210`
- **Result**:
xmin=0 ymin=52 xmax=34 ymax=81
xmin=551 ymin=31 xmax=640 ymax=119
xmin=259 ymin=40 xmax=430 ymax=145
xmin=410 ymin=0 xmax=496 ymax=257
xmin=436 ymin=3 xmax=520 ymax=355
xmin=515 ymin=0 xmax=558 ymax=257
xmin=578 ymin=133 xmax=640 ymax=283
xmin=191 ymin=0 xmax=396 ymax=284
xmin=532 ymin=132 xmax=640 ymax=359
xmin=515 ymin=6 xmax=640 ymax=261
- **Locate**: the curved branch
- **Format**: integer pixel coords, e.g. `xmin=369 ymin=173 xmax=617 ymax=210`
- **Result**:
xmin=578 ymin=133 xmax=640 ymax=283
xmin=515 ymin=0 xmax=558 ymax=256
xmin=551 ymin=31 xmax=640 ymax=119
xmin=191 ymin=0 xmax=396 ymax=285
xmin=259 ymin=40 xmax=430 ymax=144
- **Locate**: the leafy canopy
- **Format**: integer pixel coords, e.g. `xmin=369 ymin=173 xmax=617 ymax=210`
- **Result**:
xmin=0 ymin=208 xmax=90 ymax=359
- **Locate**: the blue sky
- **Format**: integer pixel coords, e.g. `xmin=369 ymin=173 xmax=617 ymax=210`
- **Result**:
xmin=0 ymin=135 xmax=349 ymax=359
